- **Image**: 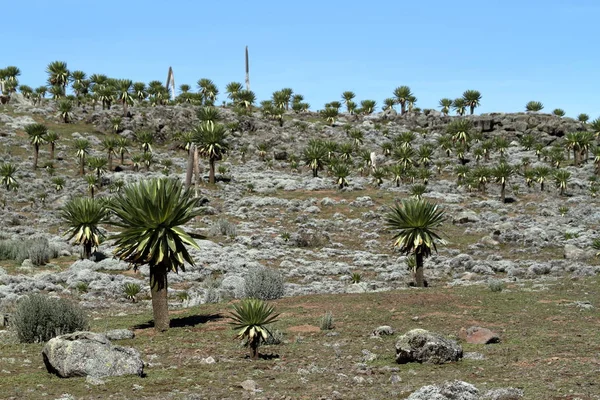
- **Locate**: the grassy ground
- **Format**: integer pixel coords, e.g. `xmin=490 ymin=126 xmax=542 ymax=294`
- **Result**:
xmin=1 ymin=276 xmax=599 ymax=399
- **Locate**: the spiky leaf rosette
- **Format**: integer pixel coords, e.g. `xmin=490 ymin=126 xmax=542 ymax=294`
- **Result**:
xmin=106 ymin=178 xmax=203 ymax=273
xmin=61 ymin=197 xmax=108 ymax=249
xmin=230 ymin=299 xmax=279 ymax=344
xmin=385 ymin=198 xmax=446 ymax=257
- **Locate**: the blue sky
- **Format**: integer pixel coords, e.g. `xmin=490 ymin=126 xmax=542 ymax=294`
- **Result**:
xmin=4 ymin=0 xmax=599 ymax=118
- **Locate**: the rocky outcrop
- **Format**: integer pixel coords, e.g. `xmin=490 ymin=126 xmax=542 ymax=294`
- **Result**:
xmin=392 ymin=111 xmax=585 ymax=140
xmin=407 ymin=381 xmax=524 ymax=400
xmin=407 ymin=380 xmax=479 ymax=400
xmin=395 ymin=329 xmax=463 ymax=364
xmin=42 ymin=331 xmax=144 ymax=378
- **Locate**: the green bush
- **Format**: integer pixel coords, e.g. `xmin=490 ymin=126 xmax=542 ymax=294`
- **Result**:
xmin=12 ymin=294 xmax=88 ymax=343
xmin=244 ymin=267 xmax=285 ymax=300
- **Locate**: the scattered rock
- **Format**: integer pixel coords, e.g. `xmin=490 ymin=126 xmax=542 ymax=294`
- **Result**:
xmin=564 ymin=301 xmax=594 ymax=310
xmin=563 ymin=244 xmax=589 ymax=261
xmin=42 ymin=332 xmax=144 ymax=378
xmin=395 ymin=329 xmax=463 ymax=364
xmin=85 ymin=376 xmax=106 ymax=386
xmin=104 ymin=329 xmax=135 ymax=341
xmin=372 ymin=325 xmax=394 ymax=337
xmin=361 ymin=349 xmax=377 ymax=362
xmin=459 ymin=326 xmax=501 ymax=344
xmin=453 ymin=211 xmax=480 ymax=224
xmin=240 ymin=379 xmax=257 ymax=392
xmin=407 ymin=380 xmax=479 ymax=400
xmin=463 ymin=352 xmax=486 ymax=360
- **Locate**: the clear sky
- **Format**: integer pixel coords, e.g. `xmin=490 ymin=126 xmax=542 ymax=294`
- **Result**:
xmin=4 ymin=0 xmax=599 ymax=118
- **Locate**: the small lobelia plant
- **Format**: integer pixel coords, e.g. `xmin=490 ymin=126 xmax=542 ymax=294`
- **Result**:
xmin=591 ymin=238 xmax=600 ymax=257
xmin=558 ymin=206 xmax=569 ymax=217
xmin=410 ymin=184 xmax=427 ymax=199
xmin=406 ymin=255 xmax=417 ymax=277
xmin=230 ymin=298 xmax=279 ymax=359
xmin=350 ymin=272 xmax=362 ymax=284
xmin=123 ymin=282 xmax=141 ymax=303
xmin=320 ymin=311 xmax=334 ymax=331
xmin=176 ymin=291 xmax=189 ymax=302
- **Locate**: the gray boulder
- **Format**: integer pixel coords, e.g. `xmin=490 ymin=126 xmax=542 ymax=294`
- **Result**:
xmin=396 ymin=329 xmax=463 ymax=364
xmin=42 ymin=331 xmax=144 ymax=378
xmin=453 ymin=211 xmax=480 ymax=224
xmin=563 ymin=244 xmax=590 ymax=261
xmin=407 ymin=380 xmax=479 ymax=400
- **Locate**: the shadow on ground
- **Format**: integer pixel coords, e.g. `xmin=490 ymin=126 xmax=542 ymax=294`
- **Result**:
xmin=133 ymin=313 xmax=223 ymax=330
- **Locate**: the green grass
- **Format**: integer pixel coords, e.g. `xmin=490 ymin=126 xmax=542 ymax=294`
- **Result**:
xmin=1 ymin=277 xmax=599 ymax=399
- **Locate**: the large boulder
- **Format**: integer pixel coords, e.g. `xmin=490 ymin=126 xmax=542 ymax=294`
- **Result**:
xmin=396 ymin=329 xmax=463 ymax=364
xmin=42 ymin=331 xmax=144 ymax=378
xmin=407 ymin=380 xmax=479 ymax=400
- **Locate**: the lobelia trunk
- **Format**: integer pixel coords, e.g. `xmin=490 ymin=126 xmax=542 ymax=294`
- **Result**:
xmin=193 ymin=146 xmax=200 ymax=197
xmin=185 ymin=146 xmax=194 ymax=188
xmin=415 ymin=252 xmax=425 ymax=288
xmin=150 ymin=262 xmax=170 ymax=332
xmin=83 ymin=241 xmax=92 ymax=260
xmin=209 ymin=158 xmax=216 ymax=184
xmin=250 ymin=337 xmax=259 ymax=360
xmin=34 ymin=144 xmax=39 ymax=169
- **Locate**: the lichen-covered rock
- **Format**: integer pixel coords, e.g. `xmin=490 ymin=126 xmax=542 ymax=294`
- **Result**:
xmin=104 ymin=329 xmax=135 ymax=341
xmin=42 ymin=331 xmax=144 ymax=378
xmin=407 ymin=380 xmax=479 ymax=400
xmin=396 ymin=329 xmax=463 ymax=364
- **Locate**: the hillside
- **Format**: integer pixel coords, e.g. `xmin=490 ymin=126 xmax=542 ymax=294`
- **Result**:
xmin=1 ymin=98 xmax=600 ymax=399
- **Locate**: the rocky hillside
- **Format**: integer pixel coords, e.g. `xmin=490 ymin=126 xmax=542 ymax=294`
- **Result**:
xmin=0 ymin=98 xmax=599 ymax=309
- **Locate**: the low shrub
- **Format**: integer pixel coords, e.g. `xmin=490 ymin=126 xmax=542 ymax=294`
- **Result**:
xmin=28 ymin=238 xmax=58 ymax=266
xmin=293 ymin=230 xmax=330 ymax=248
xmin=209 ymin=218 xmax=237 ymax=238
xmin=0 ymin=238 xmax=57 ymax=266
xmin=204 ymin=288 xmax=220 ymax=304
xmin=488 ymin=279 xmax=504 ymax=293
xmin=12 ymin=294 xmax=88 ymax=343
xmin=244 ymin=267 xmax=285 ymax=300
